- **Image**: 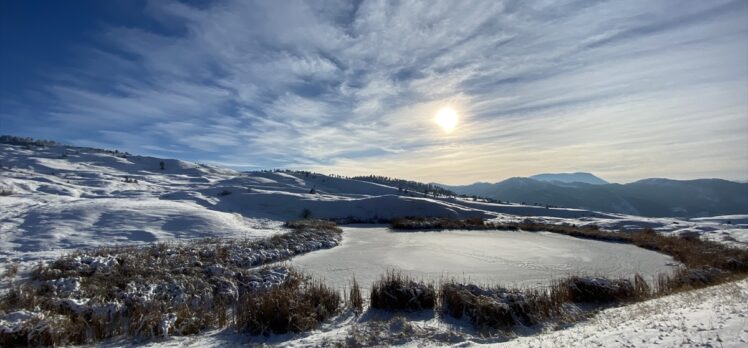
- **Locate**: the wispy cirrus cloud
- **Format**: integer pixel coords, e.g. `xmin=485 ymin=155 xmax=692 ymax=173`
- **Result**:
xmin=1 ymin=0 xmax=746 ymax=183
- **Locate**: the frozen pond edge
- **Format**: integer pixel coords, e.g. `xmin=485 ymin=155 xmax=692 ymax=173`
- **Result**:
xmin=288 ymin=225 xmax=679 ymax=292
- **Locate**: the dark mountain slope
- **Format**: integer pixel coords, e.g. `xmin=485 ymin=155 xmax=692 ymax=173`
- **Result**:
xmin=440 ymin=177 xmax=747 ymax=218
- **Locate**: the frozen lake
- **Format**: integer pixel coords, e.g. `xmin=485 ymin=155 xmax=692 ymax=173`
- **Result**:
xmin=288 ymin=226 xmax=677 ymax=291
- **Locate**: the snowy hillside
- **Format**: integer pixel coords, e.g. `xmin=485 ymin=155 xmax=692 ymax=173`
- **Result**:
xmin=2 ymin=142 xmax=746 ymax=266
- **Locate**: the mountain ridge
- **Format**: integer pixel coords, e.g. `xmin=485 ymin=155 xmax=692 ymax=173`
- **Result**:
xmin=439 ymin=176 xmax=747 ymax=218
xmin=530 ymin=172 xmax=608 ymax=185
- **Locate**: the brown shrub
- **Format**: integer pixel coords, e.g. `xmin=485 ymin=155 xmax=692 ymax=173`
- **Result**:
xmin=370 ymin=270 xmax=435 ymax=311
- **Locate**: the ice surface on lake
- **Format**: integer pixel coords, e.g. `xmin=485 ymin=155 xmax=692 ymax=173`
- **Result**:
xmin=289 ymin=226 xmax=678 ymax=291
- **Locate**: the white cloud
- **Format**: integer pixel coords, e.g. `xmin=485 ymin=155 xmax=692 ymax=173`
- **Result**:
xmin=13 ymin=0 xmax=747 ymax=183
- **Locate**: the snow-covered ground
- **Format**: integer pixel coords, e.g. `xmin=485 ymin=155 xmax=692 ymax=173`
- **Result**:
xmin=1 ymin=142 xmax=747 ymax=346
xmin=493 ymin=278 xmax=748 ymax=347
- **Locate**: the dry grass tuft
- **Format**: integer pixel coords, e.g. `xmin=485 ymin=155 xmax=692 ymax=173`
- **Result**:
xmin=370 ymin=270 xmax=435 ymax=311
xmin=440 ymin=281 xmax=571 ymax=332
xmin=348 ymin=277 xmax=363 ymax=313
xmin=236 ymin=272 xmax=340 ymax=335
xmin=559 ymin=276 xmax=649 ymax=303
xmin=655 ymin=266 xmax=730 ymax=295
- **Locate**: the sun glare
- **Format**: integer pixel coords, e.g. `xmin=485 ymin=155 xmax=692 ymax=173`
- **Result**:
xmin=435 ymin=107 xmax=459 ymax=133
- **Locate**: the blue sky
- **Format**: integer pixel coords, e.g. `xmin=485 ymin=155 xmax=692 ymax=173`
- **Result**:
xmin=1 ymin=0 xmax=746 ymax=184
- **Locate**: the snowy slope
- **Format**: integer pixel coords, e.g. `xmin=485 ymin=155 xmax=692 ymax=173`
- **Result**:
xmin=0 ymin=144 xmax=280 ymax=264
xmin=490 ymin=278 xmax=748 ymax=348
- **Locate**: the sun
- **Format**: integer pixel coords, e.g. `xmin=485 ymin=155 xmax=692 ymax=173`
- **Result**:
xmin=435 ymin=107 xmax=459 ymax=133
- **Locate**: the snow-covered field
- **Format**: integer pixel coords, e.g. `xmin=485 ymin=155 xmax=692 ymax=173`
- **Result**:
xmin=1 ymin=142 xmax=747 ymax=346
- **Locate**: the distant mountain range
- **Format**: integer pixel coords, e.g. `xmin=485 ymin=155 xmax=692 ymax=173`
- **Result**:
xmin=439 ymin=173 xmax=748 ymax=218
